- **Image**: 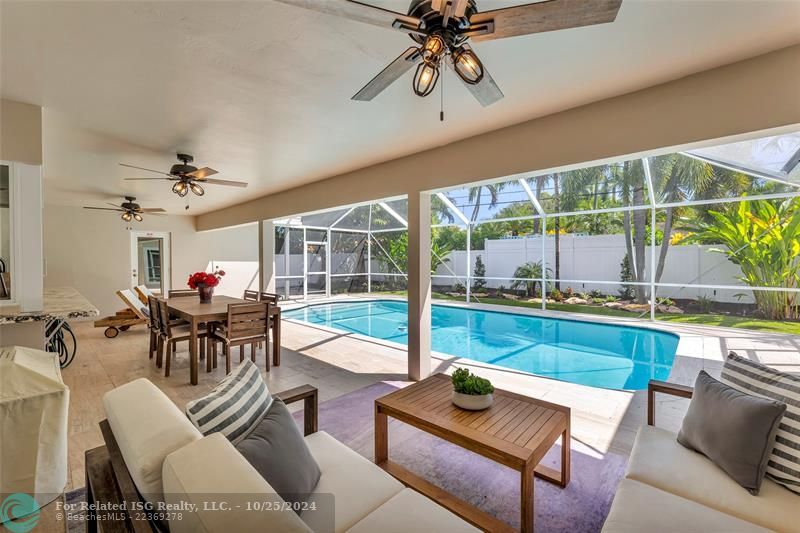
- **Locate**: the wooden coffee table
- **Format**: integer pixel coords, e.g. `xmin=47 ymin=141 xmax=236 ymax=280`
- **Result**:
xmin=375 ymin=373 xmax=570 ymax=533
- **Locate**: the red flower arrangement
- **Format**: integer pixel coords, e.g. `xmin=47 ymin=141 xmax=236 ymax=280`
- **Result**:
xmin=187 ymin=269 xmax=225 ymax=289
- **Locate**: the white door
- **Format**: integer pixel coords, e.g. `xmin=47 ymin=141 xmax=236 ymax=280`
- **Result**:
xmin=130 ymin=231 xmax=171 ymax=295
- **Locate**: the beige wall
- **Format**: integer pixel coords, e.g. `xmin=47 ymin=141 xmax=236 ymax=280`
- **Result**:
xmin=197 ymin=44 xmax=800 ymax=231
xmin=43 ymin=204 xmax=258 ymax=316
xmin=0 ymin=99 xmax=42 ymax=165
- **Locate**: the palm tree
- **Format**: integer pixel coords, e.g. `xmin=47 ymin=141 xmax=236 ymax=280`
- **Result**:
xmin=650 ymin=155 xmax=753 ymax=285
xmin=532 ymin=175 xmax=547 ymax=234
xmin=510 ymin=261 xmax=552 ymax=297
xmin=467 ymin=183 xmax=506 ymax=222
xmin=649 ymin=155 xmax=713 ymax=284
xmin=615 ymin=160 xmax=649 ymax=303
xmin=431 ymin=194 xmax=456 ymax=225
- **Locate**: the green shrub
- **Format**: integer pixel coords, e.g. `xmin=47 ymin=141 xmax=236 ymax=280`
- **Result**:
xmin=696 ymin=294 xmax=715 ymax=314
xmin=550 ymin=289 xmax=563 ymax=302
xmin=451 ymin=368 xmax=494 ymax=396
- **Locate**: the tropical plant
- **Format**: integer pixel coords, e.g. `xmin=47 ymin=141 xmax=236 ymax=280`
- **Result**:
xmin=550 ymin=288 xmax=564 ymax=302
xmin=589 ymin=289 xmax=605 ymax=299
xmin=682 ymin=198 xmax=800 ymax=320
xmin=451 ymin=368 xmax=494 ymax=396
xmin=472 ymin=255 xmax=487 ymax=291
xmin=384 ymin=232 xmax=452 ymax=274
xmin=509 ymin=261 xmax=552 ymax=297
xmin=695 ymin=294 xmax=716 ymax=314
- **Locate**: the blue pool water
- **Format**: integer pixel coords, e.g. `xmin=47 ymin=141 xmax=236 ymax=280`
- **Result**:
xmin=283 ymin=300 xmax=679 ymax=390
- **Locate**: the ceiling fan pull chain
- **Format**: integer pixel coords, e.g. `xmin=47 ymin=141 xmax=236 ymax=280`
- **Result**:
xmin=440 ymin=64 xmax=445 ymax=122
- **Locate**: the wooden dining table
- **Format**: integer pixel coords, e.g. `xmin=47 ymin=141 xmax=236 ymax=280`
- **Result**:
xmin=166 ymin=295 xmax=281 ymax=385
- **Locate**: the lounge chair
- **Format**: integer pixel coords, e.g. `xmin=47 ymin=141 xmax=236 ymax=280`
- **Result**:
xmin=93 ymin=289 xmax=149 ymax=338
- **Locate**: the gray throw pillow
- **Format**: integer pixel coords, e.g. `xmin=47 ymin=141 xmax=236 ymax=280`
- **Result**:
xmin=677 ymin=371 xmax=786 ymax=495
xmin=235 ymin=399 xmax=321 ymax=509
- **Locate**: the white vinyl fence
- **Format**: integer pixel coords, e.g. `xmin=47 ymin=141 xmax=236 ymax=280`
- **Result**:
xmin=435 ymin=235 xmax=753 ymax=303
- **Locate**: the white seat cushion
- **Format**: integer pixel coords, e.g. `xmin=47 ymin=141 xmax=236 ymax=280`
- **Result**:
xmin=625 ymin=425 xmax=800 ymax=532
xmin=162 ymin=433 xmax=311 ymax=533
xmin=602 ymin=479 xmax=769 ymax=533
xmin=302 ymin=431 xmax=404 ymax=533
xmin=347 ymin=488 xmax=479 ymax=533
xmin=103 ymin=378 xmax=201 ymax=503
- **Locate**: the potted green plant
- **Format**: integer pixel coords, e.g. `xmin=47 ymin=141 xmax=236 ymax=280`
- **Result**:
xmin=451 ymin=368 xmax=494 ymax=411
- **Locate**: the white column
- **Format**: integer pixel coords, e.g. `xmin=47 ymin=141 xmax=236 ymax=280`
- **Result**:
xmin=259 ymin=220 xmax=276 ymax=294
xmin=642 ymin=157 xmax=657 ymax=321
xmin=326 ymin=228 xmax=331 ymax=298
xmin=12 ymin=163 xmax=44 ymax=312
xmin=407 ymin=192 xmax=431 ymax=381
xmin=466 ymin=224 xmax=471 ymax=302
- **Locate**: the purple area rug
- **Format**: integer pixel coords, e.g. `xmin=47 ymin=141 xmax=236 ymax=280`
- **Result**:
xmin=297 ymin=382 xmax=627 ymax=532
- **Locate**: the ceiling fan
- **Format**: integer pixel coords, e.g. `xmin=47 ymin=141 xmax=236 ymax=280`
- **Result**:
xmin=83 ymin=196 xmax=165 ymax=222
xmin=275 ymin=0 xmax=622 ymax=107
xmin=120 ymin=153 xmax=248 ymax=198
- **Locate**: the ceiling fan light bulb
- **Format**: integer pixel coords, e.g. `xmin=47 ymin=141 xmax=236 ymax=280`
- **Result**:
xmin=422 ymin=34 xmax=445 ymax=59
xmin=190 ymin=182 xmax=205 ymax=196
xmin=412 ymin=61 xmax=440 ymax=98
xmin=173 ymin=181 xmax=188 ymax=197
xmin=453 ymin=47 xmax=484 ymax=85
xmin=133 ymin=212 xmax=143 ymax=222
xmin=121 ymin=212 xmax=132 ymax=222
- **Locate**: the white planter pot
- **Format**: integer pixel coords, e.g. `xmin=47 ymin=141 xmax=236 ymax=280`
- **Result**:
xmin=452 ymin=391 xmax=493 ymax=411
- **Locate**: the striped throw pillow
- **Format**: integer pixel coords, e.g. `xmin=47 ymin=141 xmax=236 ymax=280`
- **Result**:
xmin=720 ymin=352 xmax=800 ymax=494
xmin=185 ymin=360 xmax=273 ymax=444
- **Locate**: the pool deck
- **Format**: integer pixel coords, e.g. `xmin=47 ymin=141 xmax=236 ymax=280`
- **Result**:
xmin=281 ymin=295 xmax=800 ymax=457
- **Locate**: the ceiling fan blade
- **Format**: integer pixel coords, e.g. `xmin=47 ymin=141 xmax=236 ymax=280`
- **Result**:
xmin=468 ymin=0 xmax=622 ymax=42
xmin=105 ymin=203 xmax=124 ymax=209
xmin=273 ymin=0 xmax=423 ymax=34
xmin=352 ymin=47 xmax=422 ymax=101
xmin=83 ymin=206 xmax=124 ymax=212
xmin=454 ymin=49 xmax=504 ymax=107
xmin=202 ymin=178 xmax=248 ymax=188
xmin=186 ymin=167 xmax=218 ymax=179
xmin=139 ymin=208 xmax=167 ymax=213
xmin=119 ymin=163 xmax=173 ymax=177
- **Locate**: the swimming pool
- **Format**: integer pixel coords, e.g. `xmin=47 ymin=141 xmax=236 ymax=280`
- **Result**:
xmin=283 ymin=300 xmax=679 ymax=390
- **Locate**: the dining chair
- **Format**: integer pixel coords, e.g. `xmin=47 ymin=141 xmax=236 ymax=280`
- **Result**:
xmin=168 ymin=289 xmax=198 ymax=298
xmin=243 ymin=290 xmax=260 ymax=301
xmin=259 ymin=291 xmax=280 ymax=305
xmin=146 ymin=296 xmax=162 ymax=362
xmin=208 ymin=302 xmax=269 ymax=374
xmin=256 ymin=292 xmax=281 ymax=360
xmin=157 ymin=300 xmax=208 ymax=378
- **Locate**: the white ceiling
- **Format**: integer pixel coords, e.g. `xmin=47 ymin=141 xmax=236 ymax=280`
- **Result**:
xmin=2 ymin=0 xmax=799 ymax=215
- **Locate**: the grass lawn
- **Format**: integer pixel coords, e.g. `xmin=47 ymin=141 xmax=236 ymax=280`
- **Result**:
xmin=657 ymin=314 xmax=800 ymax=335
xmin=373 ymin=291 xmax=800 ymax=335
